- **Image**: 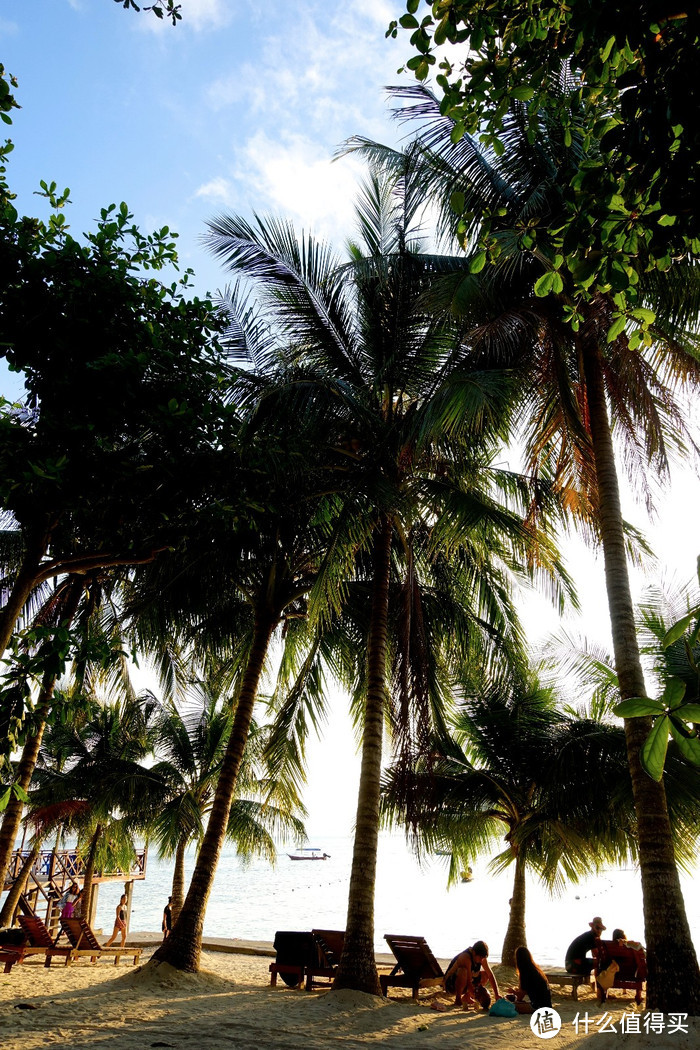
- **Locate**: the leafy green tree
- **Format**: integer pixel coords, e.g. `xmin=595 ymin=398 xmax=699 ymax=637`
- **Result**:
xmin=354 ymin=85 xmax=700 ymax=1011
xmin=613 ymin=572 xmax=700 ymax=779
xmin=205 ymin=159 xmax=570 ymax=993
xmin=0 ymin=159 xmax=231 ymax=670
xmin=389 ymin=2 xmax=700 ymax=335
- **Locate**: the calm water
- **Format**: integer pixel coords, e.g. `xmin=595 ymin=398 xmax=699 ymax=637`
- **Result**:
xmin=91 ymin=833 xmax=700 ymax=968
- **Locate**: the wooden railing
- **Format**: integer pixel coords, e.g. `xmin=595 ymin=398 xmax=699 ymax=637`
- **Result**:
xmin=3 ymin=847 xmax=148 ymax=891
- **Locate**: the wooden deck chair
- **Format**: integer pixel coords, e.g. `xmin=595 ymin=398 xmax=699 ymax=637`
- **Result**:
xmin=306 ymin=929 xmax=345 ymax=989
xmin=269 ymin=931 xmax=317 ymax=989
xmin=380 ymin=934 xmax=445 ymax=998
xmin=60 ymin=917 xmax=142 ymax=966
xmin=1 ymin=947 xmax=21 ymax=973
xmin=594 ymin=940 xmax=646 ymax=1005
xmin=17 ymin=914 xmax=73 ymax=967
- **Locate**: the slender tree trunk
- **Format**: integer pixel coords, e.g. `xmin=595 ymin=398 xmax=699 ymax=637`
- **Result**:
xmin=500 ymin=850 xmax=527 ymax=968
xmin=0 ymin=842 xmax=40 ymax=927
xmin=582 ymin=337 xmax=700 ymax=1013
xmin=0 ymin=579 xmax=83 ymax=889
xmin=81 ymin=824 xmax=102 ymax=923
xmin=0 ymin=672 xmax=57 ymax=888
xmin=333 ymin=515 xmax=393 ymax=996
xmin=151 ymin=611 xmax=276 ymax=972
xmin=170 ymin=836 xmax=187 ymax=925
xmin=0 ymin=525 xmax=52 ymax=658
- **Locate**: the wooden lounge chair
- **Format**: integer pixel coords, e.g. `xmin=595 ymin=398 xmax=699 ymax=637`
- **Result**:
xmin=380 ymin=934 xmax=445 ymax=999
xmin=306 ymin=929 xmax=345 ymax=989
xmin=16 ymin=914 xmax=73 ymax=967
xmin=60 ymin=917 xmax=142 ymax=966
xmin=594 ymin=940 xmax=647 ymax=1005
xmin=269 ymin=931 xmax=317 ymax=989
xmin=1 ymin=947 xmax=21 ymax=973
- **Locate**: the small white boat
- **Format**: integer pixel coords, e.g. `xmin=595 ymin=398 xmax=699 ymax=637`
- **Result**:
xmin=287 ymin=847 xmax=330 ymax=861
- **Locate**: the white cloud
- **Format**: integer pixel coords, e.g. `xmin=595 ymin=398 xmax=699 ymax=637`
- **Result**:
xmin=203 ymin=2 xmax=408 ymax=149
xmin=205 ymin=131 xmax=365 ymax=248
xmin=194 ymin=175 xmax=236 ymax=204
xmin=0 ymin=17 xmax=19 ymax=35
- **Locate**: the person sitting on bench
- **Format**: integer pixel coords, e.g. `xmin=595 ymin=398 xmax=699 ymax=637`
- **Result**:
xmin=565 ymin=917 xmax=605 ymax=977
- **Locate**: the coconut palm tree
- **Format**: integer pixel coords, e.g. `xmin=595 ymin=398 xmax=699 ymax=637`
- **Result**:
xmin=149 ymin=675 xmax=305 ymax=925
xmin=383 ymin=663 xmax=699 ymax=968
xmin=205 ymin=160 xmax=571 ymax=993
xmin=123 ymin=428 xmax=335 ymax=973
xmin=30 ymin=692 xmax=165 ymax=919
xmin=347 ymin=85 xmax=700 ymax=1010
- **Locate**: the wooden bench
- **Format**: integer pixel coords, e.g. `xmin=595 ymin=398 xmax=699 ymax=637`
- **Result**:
xmin=545 ymin=971 xmax=593 ymax=1000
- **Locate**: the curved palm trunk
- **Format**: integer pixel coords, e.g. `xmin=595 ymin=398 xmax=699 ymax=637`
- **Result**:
xmin=0 ymin=526 xmax=52 ymax=658
xmin=0 ymin=579 xmax=83 ymax=888
xmin=170 ymin=836 xmax=187 ymax=925
xmin=0 ymin=842 xmax=40 ymax=927
xmin=81 ymin=823 xmax=102 ymax=923
xmin=582 ymin=337 xmax=700 ymax=1013
xmin=500 ymin=850 xmax=526 ymax=968
xmin=152 ymin=611 xmax=276 ymax=972
xmin=0 ymin=671 xmax=57 ymax=888
xmin=333 ymin=516 xmax=393 ymax=996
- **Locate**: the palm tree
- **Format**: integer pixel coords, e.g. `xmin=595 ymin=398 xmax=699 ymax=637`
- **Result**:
xmin=205 ymin=161 xmax=570 ymax=993
xmin=383 ymin=663 xmax=699 ymax=968
xmin=349 ymin=85 xmax=700 ymax=1010
xmin=0 ymin=570 xmax=123 ymax=889
xmin=31 ymin=692 xmax=164 ymax=919
xmin=149 ymin=675 xmax=305 ymax=924
xmin=124 ymin=429 xmax=333 ymax=973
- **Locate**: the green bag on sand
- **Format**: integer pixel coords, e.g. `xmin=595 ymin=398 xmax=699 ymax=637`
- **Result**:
xmin=489 ymin=998 xmax=518 ymax=1018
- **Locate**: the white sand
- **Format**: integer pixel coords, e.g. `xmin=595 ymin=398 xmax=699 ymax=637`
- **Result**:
xmin=0 ymin=949 xmax=697 ymax=1049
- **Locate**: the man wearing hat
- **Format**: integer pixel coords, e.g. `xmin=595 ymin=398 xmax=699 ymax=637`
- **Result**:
xmin=565 ymin=917 xmax=606 ymax=976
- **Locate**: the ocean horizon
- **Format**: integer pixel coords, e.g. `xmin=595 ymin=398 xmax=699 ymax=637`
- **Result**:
xmin=89 ymin=832 xmax=699 ymax=968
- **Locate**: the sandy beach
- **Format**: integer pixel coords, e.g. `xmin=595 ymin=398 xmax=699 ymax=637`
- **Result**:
xmin=1 ymin=943 xmax=697 ymax=1050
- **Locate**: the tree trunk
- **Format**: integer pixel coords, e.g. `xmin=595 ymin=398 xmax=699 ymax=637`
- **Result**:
xmin=582 ymin=337 xmax=700 ymax=1013
xmin=0 ymin=579 xmax=83 ymax=889
xmin=0 ymin=525 xmax=52 ymax=658
xmin=152 ymin=611 xmax=276 ymax=972
xmin=0 ymin=672 xmax=57 ymax=888
xmin=500 ymin=850 xmax=527 ymax=968
xmin=0 ymin=842 xmax=39 ymax=927
xmin=81 ymin=824 xmax=102 ymax=923
xmin=333 ymin=515 xmax=393 ymax=996
xmin=170 ymin=836 xmax=187 ymax=925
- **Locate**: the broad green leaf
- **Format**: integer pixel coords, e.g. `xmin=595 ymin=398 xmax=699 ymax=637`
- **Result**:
xmin=0 ymin=787 xmax=10 ymax=812
xmin=12 ymin=783 xmax=29 ymax=803
xmin=511 ymin=86 xmax=535 ymax=101
xmin=662 ymin=610 xmax=698 ymax=648
xmin=469 ymin=251 xmax=487 ymax=273
xmin=662 ymin=677 xmax=687 ymax=710
xmin=606 ymin=315 xmax=626 ymax=342
xmin=669 ymin=720 xmax=700 ymax=766
xmin=657 ymin=214 xmax=676 ymax=227
xmin=640 ymin=716 xmax=670 ymax=781
xmin=614 ymin=697 xmax=665 ymax=718
xmin=399 ymin=13 xmax=419 ymax=29
xmin=675 ymin=703 xmax=700 ymax=724
xmin=450 ymin=191 xmax=466 ymax=215
xmin=534 ymin=272 xmax=554 ymax=297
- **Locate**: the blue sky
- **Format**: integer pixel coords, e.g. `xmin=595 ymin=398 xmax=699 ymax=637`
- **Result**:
xmin=1 ymin=0 xmax=408 ymax=306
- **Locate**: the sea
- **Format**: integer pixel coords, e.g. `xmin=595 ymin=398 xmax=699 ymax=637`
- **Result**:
xmin=91 ymin=832 xmax=700 ymax=968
